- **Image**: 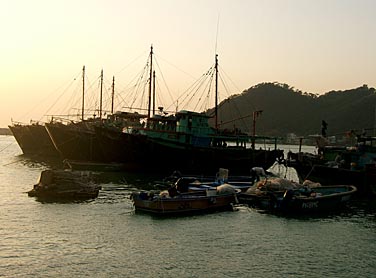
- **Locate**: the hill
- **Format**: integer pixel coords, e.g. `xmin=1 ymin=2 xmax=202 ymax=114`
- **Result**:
xmin=209 ymin=82 xmax=376 ymax=138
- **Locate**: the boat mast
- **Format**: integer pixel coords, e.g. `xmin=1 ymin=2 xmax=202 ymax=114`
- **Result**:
xmin=82 ymin=65 xmax=85 ymax=121
xmin=252 ymin=110 xmax=263 ymax=149
xmin=99 ymin=69 xmax=103 ymax=119
xmin=111 ymin=76 xmax=115 ymax=114
xmin=215 ymin=54 xmax=218 ymax=129
xmin=152 ymin=70 xmax=156 ymax=115
xmin=148 ymin=45 xmax=153 ymax=118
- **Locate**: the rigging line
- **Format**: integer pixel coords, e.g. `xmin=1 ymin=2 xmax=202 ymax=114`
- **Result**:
xmin=113 ymin=92 xmax=127 ymax=112
xmin=162 ymin=63 xmax=216 ymax=111
xmin=59 ymin=72 xmax=86 ymax=117
xmin=133 ymin=68 xmax=151 ymax=109
xmin=218 ymin=70 xmax=252 ymax=129
xmin=67 ymin=74 xmax=99 ymax=119
xmin=0 ymin=140 xmax=16 ymax=153
xmin=101 ymin=83 xmax=113 ymax=112
xmin=117 ymin=60 xmax=150 ymax=96
xmin=170 ymin=66 xmax=215 ymax=106
xmin=125 ymin=57 xmax=151 ymax=108
xmin=181 ymin=66 xmax=216 ymax=108
xmin=129 ymin=71 xmax=149 ymax=110
xmin=218 ymin=65 xmax=243 ymax=94
xmin=114 ymin=49 xmax=149 ymax=76
xmin=183 ymin=68 xmax=214 ymax=111
xmin=155 ymin=81 xmax=166 ymax=109
xmin=197 ymin=72 xmax=215 ymax=112
xmin=154 ymin=79 xmax=169 ymax=109
xmin=165 ymin=73 xmax=207 ymax=111
xmin=18 ymin=69 xmax=82 ymax=122
xmin=110 ymin=51 xmax=151 ymax=111
xmin=218 ymin=71 xmax=232 ymax=98
xmin=3 ymin=158 xmax=24 ymax=167
xmin=153 ymin=57 xmax=175 ymax=105
xmin=38 ymin=75 xmax=80 ymax=122
xmin=154 ymin=54 xmax=198 ymax=80
xmin=191 ymin=66 xmax=216 ymax=111
xmin=122 ymin=73 xmax=149 ymax=108
xmin=218 ymin=73 xmax=245 ymax=124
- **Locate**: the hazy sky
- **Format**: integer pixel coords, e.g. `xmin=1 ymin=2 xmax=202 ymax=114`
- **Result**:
xmin=1 ymin=0 xmax=376 ymax=127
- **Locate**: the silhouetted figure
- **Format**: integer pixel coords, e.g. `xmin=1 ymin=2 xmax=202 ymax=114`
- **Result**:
xmin=250 ymin=167 xmax=266 ymax=183
xmin=321 ymin=120 xmax=328 ymax=137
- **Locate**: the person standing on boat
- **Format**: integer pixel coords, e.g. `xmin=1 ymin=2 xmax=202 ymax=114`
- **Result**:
xmin=321 ymin=120 xmax=328 ymax=137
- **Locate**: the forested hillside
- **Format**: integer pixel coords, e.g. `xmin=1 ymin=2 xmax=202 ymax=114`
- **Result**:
xmin=209 ymin=83 xmax=376 ymax=138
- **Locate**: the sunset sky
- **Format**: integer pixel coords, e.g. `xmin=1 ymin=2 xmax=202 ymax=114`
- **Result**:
xmin=1 ymin=0 xmax=376 ymax=127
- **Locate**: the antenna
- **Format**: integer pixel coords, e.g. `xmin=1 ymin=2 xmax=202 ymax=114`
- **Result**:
xmin=214 ymin=14 xmax=220 ymax=54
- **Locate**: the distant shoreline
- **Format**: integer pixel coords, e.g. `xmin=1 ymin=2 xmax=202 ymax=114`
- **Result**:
xmin=0 ymin=127 xmax=12 ymax=136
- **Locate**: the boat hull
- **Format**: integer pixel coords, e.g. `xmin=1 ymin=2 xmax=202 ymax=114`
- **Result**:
xmin=290 ymin=161 xmax=374 ymax=196
xmin=46 ymin=122 xmax=106 ymax=162
xmin=94 ymin=126 xmax=283 ymax=174
xmin=9 ymin=123 xmax=59 ymax=158
xmin=131 ymin=192 xmax=237 ymax=215
xmin=28 ymin=188 xmax=99 ymax=200
xmin=144 ymin=137 xmax=282 ymax=174
xmin=27 ymin=169 xmax=101 ymax=201
xmin=239 ymin=185 xmax=357 ymax=214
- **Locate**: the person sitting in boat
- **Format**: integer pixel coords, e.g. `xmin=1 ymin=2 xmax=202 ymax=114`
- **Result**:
xmin=163 ymin=170 xmax=182 ymax=183
xmin=250 ymin=167 xmax=266 ymax=183
xmin=326 ymin=153 xmax=345 ymax=168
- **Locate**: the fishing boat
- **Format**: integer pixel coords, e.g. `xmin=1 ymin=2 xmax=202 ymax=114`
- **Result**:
xmin=133 ymin=111 xmax=282 ymax=174
xmin=45 ymin=67 xmax=111 ymax=163
xmin=239 ymin=178 xmax=357 ymax=214
xmin=130 ymin=184 xmax=239 ymax=215
xmin=46 ymin=118 xmax=106 ymax=162
xmin=8 ymin=121 xmax=59 ymax=158
xmin=287 ymin=134 xmax=376 ymax=196
xmin=28 ymin=169 xmax=101 ymax=200
xmin=94 ymin=48 xmax=283 ymax=174
xmin=158 ymin=167 xmax=270 ymax=192
xmin=92 ymin=111 xmax=148 ymax=164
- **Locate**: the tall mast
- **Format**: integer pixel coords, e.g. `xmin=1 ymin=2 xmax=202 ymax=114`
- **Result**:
xmin=111 ymin=76 xmax=115 ymax=114
xmin=148 ymin=45 xmax=153 ymax=118
xmin=152 ymin=70 xmax=156 ymax=115
xmin=215 ymin=54 xmax=218 ymax=129
xmin=99 ymin=69 xmax=103 ymax=119
xmin=82 ymin=65 xmax=85 ymax=121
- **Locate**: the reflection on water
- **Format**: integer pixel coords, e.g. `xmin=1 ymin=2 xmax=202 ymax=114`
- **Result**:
xmin=1 ymin=136 xmax=376 ymax=278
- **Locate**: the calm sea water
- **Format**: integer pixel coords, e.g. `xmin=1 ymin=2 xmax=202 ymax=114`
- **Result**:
xmin=1 ymin=135 xmax=375 ymax=278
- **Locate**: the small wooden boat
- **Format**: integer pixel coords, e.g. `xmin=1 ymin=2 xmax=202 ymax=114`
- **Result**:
xmin=28 ymin=169 xmax=101 ymax=200
xmin=239 ymin=178 xmax=357 ymax=214
xmin=157 ymin=167 xmax=266 ymax=192
xmin=130 ymin=184 xmax=239 ymax=215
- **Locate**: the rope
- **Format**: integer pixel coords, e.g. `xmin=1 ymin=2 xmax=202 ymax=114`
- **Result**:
xmin=0 ymin=140 xmax=16 ymax=153
xmin=3 ymin=157 xmax=23 ymax=166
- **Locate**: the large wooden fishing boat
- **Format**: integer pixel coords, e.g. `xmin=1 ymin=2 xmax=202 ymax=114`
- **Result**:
xmin=45 ymin=118 xmax=106 ymax=162
xmin=45 ymin=68 xmax=115 ymax=163
xmin=93 ymin=48 xmax=283 ymax=174
xmin=134 ymin=110 xmax=282 ymax=173
xmin=8 ymin=121 xmax=59 ymax=157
